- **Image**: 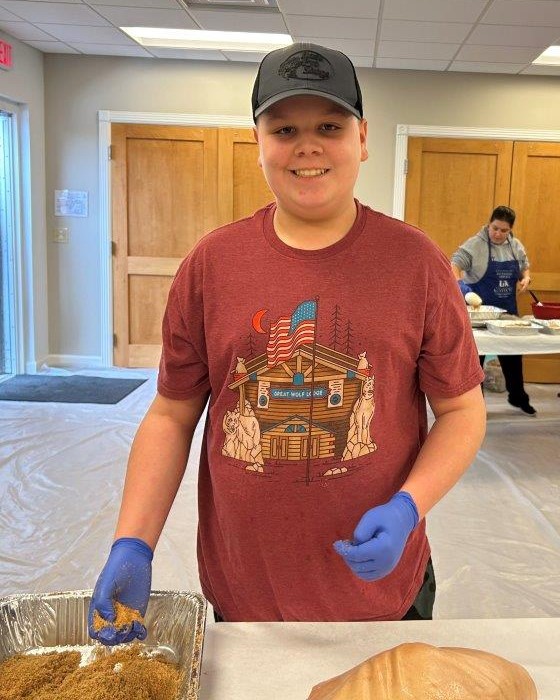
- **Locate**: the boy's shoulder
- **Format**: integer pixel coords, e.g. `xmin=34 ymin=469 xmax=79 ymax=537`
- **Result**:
xmin=361 ymin=204 xmax=447 ymax=258
xmin=193 ymin=203 xmax=273 ymax=255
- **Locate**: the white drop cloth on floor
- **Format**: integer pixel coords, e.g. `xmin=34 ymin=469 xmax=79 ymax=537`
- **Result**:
xmin=1 ymin=368 xmax=559 ymax=620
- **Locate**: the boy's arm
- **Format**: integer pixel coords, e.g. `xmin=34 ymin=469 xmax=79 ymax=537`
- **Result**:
xmin=88 ymin=390 xmax=208 ymax=645
xmin=400 ymin=385 xmax=486 ymax=519
xmin=115 ymin=391 xmax=209 ymax=549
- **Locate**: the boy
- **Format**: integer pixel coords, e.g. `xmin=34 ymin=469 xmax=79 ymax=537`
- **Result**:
xmin=89 ymin=43 xmax=485 ymax=644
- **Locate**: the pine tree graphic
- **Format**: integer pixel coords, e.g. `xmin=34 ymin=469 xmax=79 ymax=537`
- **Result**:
xmin=344 ymin=320 xmax=354 ymax=357
xmin=330 ymin=305 xmax=343 ymax=351
xmin=246 ymin=334 xmax=257 ymax=358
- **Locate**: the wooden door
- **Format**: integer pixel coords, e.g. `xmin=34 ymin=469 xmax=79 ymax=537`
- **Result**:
xmin=111 ymin=124 xmax=273 ymax=368
xmin=405 ymin=136 xmax=560 ymax=383
xmin=405 ymin=138 xmax=513 ymax=257
xmin=510 ymin=141 xmax=560 ymax=382
xmin=112 ymin=124 xmax=219 ymax=367
xmin=217 ymin=128 xmax=273 ymax=226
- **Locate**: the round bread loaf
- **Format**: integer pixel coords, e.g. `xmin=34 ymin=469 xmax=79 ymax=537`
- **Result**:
xmin=307 ymin=642 xmax=537 ymax=699
xmin=465 ymin=291 xmax=483 ymax=308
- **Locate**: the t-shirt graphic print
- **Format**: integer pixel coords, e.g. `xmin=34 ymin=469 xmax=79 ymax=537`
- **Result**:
xmin=221 ymin=298 xmax=378 ymax=480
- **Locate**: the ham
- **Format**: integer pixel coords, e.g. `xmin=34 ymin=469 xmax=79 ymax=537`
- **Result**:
xmin=307 ymin=642 xmax=537 ymax=699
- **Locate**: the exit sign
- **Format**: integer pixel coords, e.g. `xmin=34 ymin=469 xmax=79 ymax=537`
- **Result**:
xmin=0 ymin=40 xmax=12 ymax=70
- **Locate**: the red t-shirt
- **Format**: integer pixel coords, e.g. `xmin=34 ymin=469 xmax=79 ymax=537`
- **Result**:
xmin=158 ymin=201 xmax=484 ymax=621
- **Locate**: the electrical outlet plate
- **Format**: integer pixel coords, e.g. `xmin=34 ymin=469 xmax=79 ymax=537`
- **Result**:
xmin=53 ymin=227 xmax=69 ymax=243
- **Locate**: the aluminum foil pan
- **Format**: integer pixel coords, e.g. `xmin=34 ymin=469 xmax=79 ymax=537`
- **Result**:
xmin=533 ymin=318 xmax=560 ymax=335
xmin=467 ymin=305 xmax=506 ymax=322
xmin=486 ymin=320 xmax=540 ymax=336
xmin=0 ymin=590 xmax=206 ymax=699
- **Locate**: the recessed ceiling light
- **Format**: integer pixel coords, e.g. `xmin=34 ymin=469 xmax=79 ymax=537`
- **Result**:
xmin=533 ymin=45 xmax=560 ymax=66
xmin=121 ymin=27 xmax=292 ymax=52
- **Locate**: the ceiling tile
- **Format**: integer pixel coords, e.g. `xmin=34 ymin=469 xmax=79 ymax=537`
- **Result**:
xmin=34 ymin=23 xmax=136 ymax=43
xmin=189 ymin=8 xmax=288 ymax=32
xmin=482 ymin=0 xmax=560 ymax=27
xmin=349 ymin=55 xmax=373 ymax=67
xmin=449 ymin=61 xmax=526 ymax=73
xmin=277 ymin=0 xmax=379 ymax=18
xmin=0 ymin=20 xmax=55 ymax=40
xmin=380 ymin=20 xmax=472 ymax=43
xmin=468 ymin=24 xmax=560 ymax=47
xmin=520 ymin=64 xmax=560 ymax=75
xmin=222 ymin=49 xmax=266 ymax=62
xmin=146 ymin=46 xmax=227 ymax=60
xmin=295 ymin=36 xmax=374 ymax=56
xmin=383 ymin=0 xmax=488 ymax=23
xmin=375 ymin=57 xmax=449 ymax=70
xmin=456 ymin=44 xmax=541 ymax=63
xmin=27 ymin=40 xmax=79 ymax=52
xmin=89 ymin=0 xmax=180 ymax=6
xmin=286 ymin=15 xmax=377 ymax=40
xmin=377 ymin=40 xmax=458 ymax=60
xmin=0 ymin=6 xmax=22 ymax=20
xmin=0 ymin=0 xmax=557 ymax=74
xmin=0 ymin=1 xmax=111 ymax=25
xmin=69 ymin=42 xmax=152 ymax=56
xmin=94 ymin=6 xmax=197 ymax=29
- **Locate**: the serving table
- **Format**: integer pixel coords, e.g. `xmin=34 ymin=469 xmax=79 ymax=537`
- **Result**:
xmin=473 ymin=328 xmax=560 ymax=355
xmin=199 ymin=618 xmax=559 ymax=699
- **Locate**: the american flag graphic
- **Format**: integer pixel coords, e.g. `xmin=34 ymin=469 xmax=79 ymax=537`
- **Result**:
xmin=267 ymin=300 xmax=317 ymax=367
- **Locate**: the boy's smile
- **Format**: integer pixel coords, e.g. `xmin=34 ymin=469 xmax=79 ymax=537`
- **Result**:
xmin=291 ymin=168 xmax=329 ymax=178
xmin=253 ymin=95 xmax=368 ymax=234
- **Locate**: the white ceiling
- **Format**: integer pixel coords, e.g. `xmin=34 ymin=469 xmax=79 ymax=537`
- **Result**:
xmin=1 ymin=0 xmax=560 ymax=75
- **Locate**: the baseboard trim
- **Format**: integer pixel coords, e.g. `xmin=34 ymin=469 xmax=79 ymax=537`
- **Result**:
xmin=40 ymin=354 xmax=105 ymax=370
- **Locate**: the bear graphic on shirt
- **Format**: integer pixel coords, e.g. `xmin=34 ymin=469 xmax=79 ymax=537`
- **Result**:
xmin=221 ymin=399 xmax=265 ymax=472
xmin=342 ymin=375 xmax=377 ymax=461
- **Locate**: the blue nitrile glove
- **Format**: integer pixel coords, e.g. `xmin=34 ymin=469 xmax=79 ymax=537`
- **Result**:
xmin=457 ymin=279 xmax=473 ymax=297
xmin=88 ymin=537 xmax=153 ymax=646
xmin=333 ymin=491 xmax=419 ymax=582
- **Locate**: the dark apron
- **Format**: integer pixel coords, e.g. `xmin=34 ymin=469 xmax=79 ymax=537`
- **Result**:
xmin=470 ymin=237 xmax=520 ymax=315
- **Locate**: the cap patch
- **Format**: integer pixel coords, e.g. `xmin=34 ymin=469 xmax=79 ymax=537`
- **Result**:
xmin=279 ymin=50 xmax=334 ymax=82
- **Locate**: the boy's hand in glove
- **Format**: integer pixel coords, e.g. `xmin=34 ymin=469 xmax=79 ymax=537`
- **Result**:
xmin=88 ymin=537 xmax=153 ymax=646
xmin=333 ymin=492 xmax=419 ymax=581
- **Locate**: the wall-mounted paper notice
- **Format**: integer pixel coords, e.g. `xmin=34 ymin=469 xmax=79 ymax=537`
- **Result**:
xmin=55 ymin=189 xmax=88 ymax=217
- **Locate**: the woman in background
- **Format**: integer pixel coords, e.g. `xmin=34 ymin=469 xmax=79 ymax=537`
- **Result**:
xmin=452 ymin=205 xmax=535 ymax=416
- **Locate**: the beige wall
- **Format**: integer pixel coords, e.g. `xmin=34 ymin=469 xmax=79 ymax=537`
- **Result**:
xmin=43 ymin=54 xmax=560 ymax=364
xmin=0 ymin=31 xmax=47 ymax=371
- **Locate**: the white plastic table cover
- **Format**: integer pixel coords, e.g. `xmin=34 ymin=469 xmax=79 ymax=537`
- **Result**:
xmin=199 ymin=619 xmax=560 ymax=699
xmin=473 ymin=328 xmax=560 ymax=355
xmin=1 ymin=369 xmax=560 ymax=650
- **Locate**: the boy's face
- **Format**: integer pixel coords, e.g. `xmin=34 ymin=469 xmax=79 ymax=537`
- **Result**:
xmin=253 ymin=95 xmax=368 ymax=223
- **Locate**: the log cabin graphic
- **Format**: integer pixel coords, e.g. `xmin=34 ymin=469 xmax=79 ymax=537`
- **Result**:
xmin=221 ymin=300 xmax=377 ymax=479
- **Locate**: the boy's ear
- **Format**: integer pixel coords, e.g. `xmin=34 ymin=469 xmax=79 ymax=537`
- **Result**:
xmin=253 ymin=127 xmax=263 ymax=168
xmin=359 ymin=118 xmax=369 ymax=162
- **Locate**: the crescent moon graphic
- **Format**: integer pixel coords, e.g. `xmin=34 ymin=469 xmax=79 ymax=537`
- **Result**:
xmin=252 ymin=309 xmax=268 ymax=334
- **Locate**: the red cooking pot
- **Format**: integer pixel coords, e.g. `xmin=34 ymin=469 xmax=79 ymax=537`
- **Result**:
xmin=532 ymin=302 xmax=560 ymax=320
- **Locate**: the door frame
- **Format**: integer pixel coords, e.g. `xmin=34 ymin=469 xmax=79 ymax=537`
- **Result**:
xmin=393 ymin=124 xmax=560 ymax=220
xmin=0 ymin=99 xmax=25 ymax=376
xmin=97 ymin=111 xmax=253 ymax=367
